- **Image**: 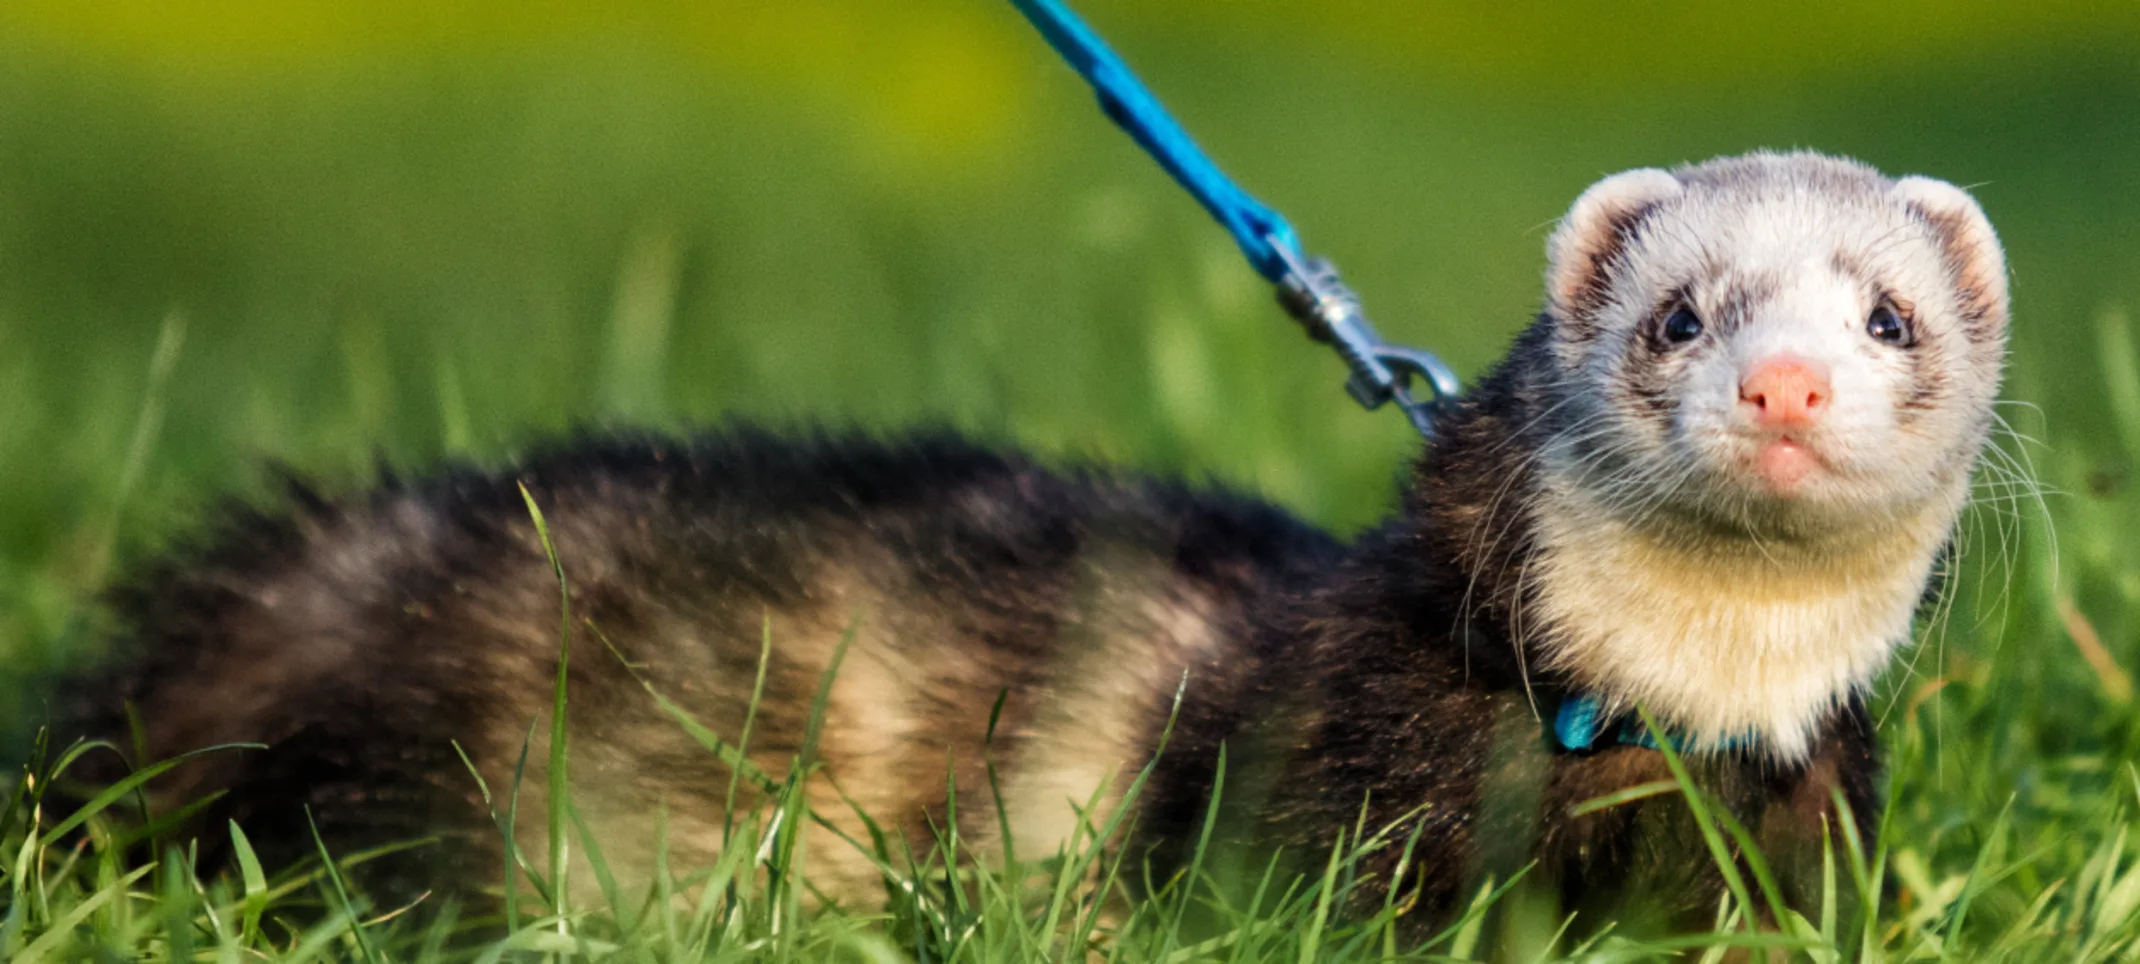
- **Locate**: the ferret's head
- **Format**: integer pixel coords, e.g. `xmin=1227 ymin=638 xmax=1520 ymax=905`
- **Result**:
xmin=1536 ymin=151 xmax=2008 ymax=542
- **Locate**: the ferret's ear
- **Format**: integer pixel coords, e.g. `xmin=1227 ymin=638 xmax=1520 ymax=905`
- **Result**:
xmin=1546 ymin=168 xmax=1682 ymax=315
xmin=1892 ymin=176 xmax=2009 ymax=331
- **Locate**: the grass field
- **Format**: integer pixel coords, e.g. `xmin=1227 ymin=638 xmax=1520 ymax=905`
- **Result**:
xmin=5 ymin=1 xmax=2140 ymax=958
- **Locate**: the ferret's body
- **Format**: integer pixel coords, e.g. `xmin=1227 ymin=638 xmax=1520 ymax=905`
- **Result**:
xmin=70 ymin=151 xmax=2009 ymax=928
xmin=92 ymin=431 xmax=1343 ymax=905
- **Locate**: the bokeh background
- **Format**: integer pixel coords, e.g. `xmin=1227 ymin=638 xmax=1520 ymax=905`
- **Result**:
xmin=4 ymin=0 xmax=2140 ymax=871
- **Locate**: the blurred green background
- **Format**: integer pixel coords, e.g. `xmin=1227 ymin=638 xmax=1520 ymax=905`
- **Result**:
xmin=5 ymin=0 xmax=2140 ymax=832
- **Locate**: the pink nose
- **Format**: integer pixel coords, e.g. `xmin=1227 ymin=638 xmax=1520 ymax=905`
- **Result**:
xmin=1739 ymin=355 xmax=1831 ymax=431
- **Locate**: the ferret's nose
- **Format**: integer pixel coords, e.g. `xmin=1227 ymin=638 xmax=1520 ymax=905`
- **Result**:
xmin=1739 ymin=355 xmax=1831 ymax=432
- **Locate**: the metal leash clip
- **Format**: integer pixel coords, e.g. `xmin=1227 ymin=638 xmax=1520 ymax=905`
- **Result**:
xmin=1270 ymin=239 xmax=1461 ymax=440
xmin=1010 ymin=0 xmax=1463 ymax=443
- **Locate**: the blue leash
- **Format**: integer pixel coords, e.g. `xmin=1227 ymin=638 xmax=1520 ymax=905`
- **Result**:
xmin=1007 ymin=0 xmax=1460 ymax=440
xmin=1009 ymin=1 xmax=1731 ymax=756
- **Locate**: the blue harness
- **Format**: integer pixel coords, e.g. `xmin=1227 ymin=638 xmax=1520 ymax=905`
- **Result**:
xmin=1555 ymin=695 xmax=1756 ymax=753
xmin=1554 ymin=694 xmax=1660 ymax=752
xmin=1557 ymin=698 xmax=1652 ymax=758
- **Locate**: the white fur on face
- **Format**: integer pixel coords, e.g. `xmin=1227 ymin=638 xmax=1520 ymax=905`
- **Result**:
xmin=1528 ymin=151 xmax=2008 ymax=758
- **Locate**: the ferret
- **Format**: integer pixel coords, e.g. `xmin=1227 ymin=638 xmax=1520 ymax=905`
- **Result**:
xmin=63 ymin=150 xmax=2008 ymax=931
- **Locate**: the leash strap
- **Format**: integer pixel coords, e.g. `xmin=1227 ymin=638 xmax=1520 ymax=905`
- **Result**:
xmin=1008 ymin=0 xmax=1461 ymax=439
xmin=1011 ymin=3 xmax=1762 ymax=757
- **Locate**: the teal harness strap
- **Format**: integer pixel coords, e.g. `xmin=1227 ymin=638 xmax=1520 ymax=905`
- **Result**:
xmin=1552 ymin=694 xmax=1657 ymax=752
xmin=1007 ymin=0 xmax=1461 ymax=439
xmin=1553 ymin=695 xmax=1755 ymax=753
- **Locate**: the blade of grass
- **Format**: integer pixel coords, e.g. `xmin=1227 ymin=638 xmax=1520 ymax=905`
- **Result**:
xmin=980 ymin=686 xmax=1024 ymax=886
xmin=761 ymin=614 xmax=858 ymax=941
xmin=452 ymin=732 xmax=552 ymax=928
xmin=39 ymin=743 xmax=263 ymax=847
xmin=940 ymin=750 xmax=969 ymax=922
xmin=84 ymin=310 xmax=186 ymax=589
xmin=1829 ymin=787 xmax=1884 ymax=958
xmin=109 ymin=790 xmax=227 ymax=852
xmin=91 ymin=811 xmax=127 ymax=944
xmin=1706 ymin=798 xmax=1795 ymax=929
xmin=186 ymin=855 xmax=239 ymax=959
xmin=0 ymin=726 xmax=50 ymax=850
xmin=280 ymin=911 xmax=363 ymax=964
xmin=518 ymin=481 xmax=573 ymax=936
xmin=1378 ymin=818 xmax=1428 ymax=959
xmin=159 ymin=845 xmax=197 ymax=964
xmin=1159 ymin=742 xmax=1226 ymax=961
xmin=497 ymin=721 xmax=547 ymax=928
xmin=1039 ymin=672 xmax=1189 ymax=959
xmin=303 ymin=806 xmax=380 ymax=964
xmin=726 ymin=615 xmax=775 ymax=848
xmin=1222 ymin=855 xmax=1287 ymax=962
xmin=566 ymin=795 xmax=631 ymax=936
xmin=1819 ymin=823 xmax=1837 ymax=952
xmin=1697 ymin=897 xmax=1741 ymax=964
xmin=1 ymin=832 xmax=32 ymax=956
xmin=1568 ymin=779 xmax=1681 ymax=818
xmin=1297 ymin=825 xmax=1345 ymax=964
xmin=1633 ymin=930 xmax=1821 ymax=955
xmin=204 ymin=836 xmax=436 ymax=923
xmin=228 ymin=821 xmax=268 ymax=944
xmin=595 ymin=615 xmax=913 ymax=930
xmin=654 ymin=804 xmax=679 ymax=953
xmin=589 ymin=618 xmax=781 ymax=796
xmin=1943 ymin=797 xmax=2016 ymax=950
xmin=1635 ymin=706 xmax=1759 ymax=931
xmin=415 ymin=903 xmax=461 ymax=963
xmin=1445 ymin=876 xmax=1497 ymax=961
xmin=1072 ymin=791 xmax=1145 ymax=957
xmin=1418 ymin=862 xmax=1537 ymax=957
xmin=12 ymin=861 xmax=154 ymax=964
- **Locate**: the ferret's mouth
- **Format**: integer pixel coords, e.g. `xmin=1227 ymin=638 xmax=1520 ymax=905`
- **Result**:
xmin=1749 ymin=438 xmax=1825 ymax=493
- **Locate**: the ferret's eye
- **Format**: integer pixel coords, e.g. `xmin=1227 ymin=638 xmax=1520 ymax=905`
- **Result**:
xmin=1661 ymin=306 xmax=1704 ymax=345
xmin=1866 ymin=306 xmax=1911 ymax=346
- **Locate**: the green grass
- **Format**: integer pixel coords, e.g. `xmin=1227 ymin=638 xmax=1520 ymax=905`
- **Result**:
xmin=5 ymin=0 xmax=2140 ymax=958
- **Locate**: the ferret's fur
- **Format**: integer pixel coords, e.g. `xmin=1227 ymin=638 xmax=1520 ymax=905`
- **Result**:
xmin=64 ymin=151 xmax=2008 ymax=929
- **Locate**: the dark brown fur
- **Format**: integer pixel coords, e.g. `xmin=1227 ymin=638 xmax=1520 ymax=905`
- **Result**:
xmin=61 ymin=354 xmax=1875 ymax=934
